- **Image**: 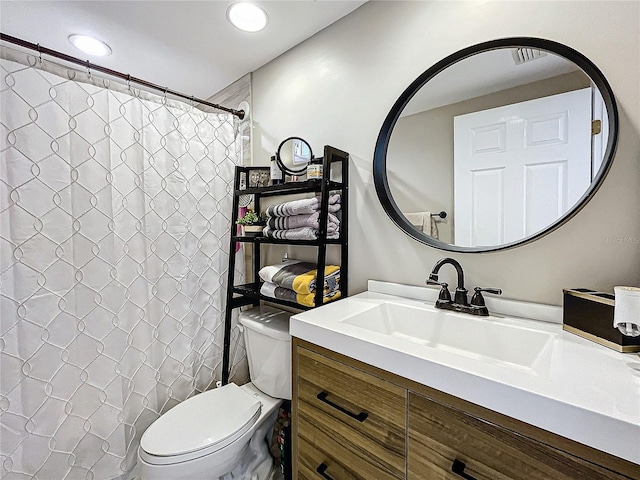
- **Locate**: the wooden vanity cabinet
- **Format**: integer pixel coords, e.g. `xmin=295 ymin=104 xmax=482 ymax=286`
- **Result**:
xmin=295 ymin=344 xmax=406 ymax=479
xmin=292 ymin=338 xmax=640 ymax=480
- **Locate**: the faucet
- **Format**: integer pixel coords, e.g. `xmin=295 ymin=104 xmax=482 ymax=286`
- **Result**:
xmin=427 ymin=257 xmax=468 ymax=306
xmin=426 ymin=257 xmax=502 ymax=316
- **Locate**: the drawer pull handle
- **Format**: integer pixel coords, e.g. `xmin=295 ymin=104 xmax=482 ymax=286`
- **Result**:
xmin=316 ymin=463 xmax=334 ymax=480
xmin=316 ymin=391 xmax=368 ymax=422
xmin=452 ymin=459 xmax=477 ymax=480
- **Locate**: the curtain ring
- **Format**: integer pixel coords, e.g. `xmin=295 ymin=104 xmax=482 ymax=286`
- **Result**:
xmin=86 ymin=60 xmax=91 ymax=77
xmin=36 ymin=43 xmax=42 ymax=64
xmin=127 ymin=74 xmax=132 ymax=91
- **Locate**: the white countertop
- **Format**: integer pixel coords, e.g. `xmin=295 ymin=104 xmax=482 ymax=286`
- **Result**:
xmin=290 ymin=281 xmax=640 ymax=466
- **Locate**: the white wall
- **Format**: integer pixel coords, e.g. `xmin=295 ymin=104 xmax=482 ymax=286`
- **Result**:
xmin=251 ymin=1 xmax=640 ymax=305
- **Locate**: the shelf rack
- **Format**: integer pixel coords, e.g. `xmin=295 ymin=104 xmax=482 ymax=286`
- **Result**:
xmin=221 ymin=145 xmax=349 ymax=384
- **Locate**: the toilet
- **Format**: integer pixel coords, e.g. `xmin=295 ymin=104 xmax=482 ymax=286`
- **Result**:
xmin=137 ymin=306 xmax=292 ymax=480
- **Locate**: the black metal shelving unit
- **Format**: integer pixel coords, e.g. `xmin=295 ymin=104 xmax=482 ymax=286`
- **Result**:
xmin=221 ymin=145 xmax=349 ymax=384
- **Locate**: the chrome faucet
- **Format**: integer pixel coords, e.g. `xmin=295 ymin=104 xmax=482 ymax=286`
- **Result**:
xmin=426 ymin=258 xmax=502 ymax=316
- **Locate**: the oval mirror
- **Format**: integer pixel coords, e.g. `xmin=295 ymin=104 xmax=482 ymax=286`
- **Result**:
xmin=276 ymin=136 xmax=313 ymax=175
xmin=374 ymin=38 xmax=618 ymax=252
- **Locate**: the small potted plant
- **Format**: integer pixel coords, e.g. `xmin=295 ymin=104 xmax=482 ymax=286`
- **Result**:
xmin=236 ymin=209 xmax=267 ymax=236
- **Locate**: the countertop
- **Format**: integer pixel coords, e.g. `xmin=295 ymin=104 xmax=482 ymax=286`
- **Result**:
xmin=290 ymin=281 xmax=640 ymax=465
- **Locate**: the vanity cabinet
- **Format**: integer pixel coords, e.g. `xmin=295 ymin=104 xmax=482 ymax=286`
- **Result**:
xmin=295 ymin=345 xmax=406 ymax=479
xmin=292 ymin=339 xmax=640 ymax=480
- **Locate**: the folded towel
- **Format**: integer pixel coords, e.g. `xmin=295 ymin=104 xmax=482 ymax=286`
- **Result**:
xmin=263 ymin=226 xmax=339 ymax=241
xmin=260 ymin=281 xmax=341 ymax=307
xmin=266 ymin=194 xmax=341 ymax=217
xmin=428 ymin=212 xmax=439 ymax=240
xmin=296 ymin=289 xmax=341 ymax=307
xmin=267 ymin=211 xmax=340 ymax=231
xmin=405 ymin=211 xmax=439 ymax=240
xmin=258 ymin=259 xmax=340 ymax=295
xmin=260 ymin=282 xmax=297 ymax=303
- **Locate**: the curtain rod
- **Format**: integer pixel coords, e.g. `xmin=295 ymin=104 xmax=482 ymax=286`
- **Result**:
xmin=0 ymin=32 xmax=245 ymax=120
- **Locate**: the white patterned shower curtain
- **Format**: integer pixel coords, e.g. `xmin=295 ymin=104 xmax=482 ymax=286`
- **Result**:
xmin=0 ymin=49 xmax=246 ymax=479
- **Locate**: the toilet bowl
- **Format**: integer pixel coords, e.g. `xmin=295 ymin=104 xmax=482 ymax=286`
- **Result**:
xmin=137 ymin=306 xmax=292 ymax=480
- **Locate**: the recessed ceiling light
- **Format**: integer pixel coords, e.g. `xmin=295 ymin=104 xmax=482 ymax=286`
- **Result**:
xmin=68 ymin=34 xmax=112 ymax=56
xmin=227 ymin=3 xmax=268 ymax=33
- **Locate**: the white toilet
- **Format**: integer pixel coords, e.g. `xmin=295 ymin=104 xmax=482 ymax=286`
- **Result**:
xmin=137 ymin=306 xmax=292 ymax=480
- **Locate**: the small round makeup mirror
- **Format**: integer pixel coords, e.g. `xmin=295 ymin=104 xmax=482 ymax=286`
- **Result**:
xmin=276 ymin=137 xmax=313 ymax=175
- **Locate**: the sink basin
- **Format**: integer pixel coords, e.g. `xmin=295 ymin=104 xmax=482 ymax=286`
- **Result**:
xmin=341 ymin=302 xmax=554 ymax=373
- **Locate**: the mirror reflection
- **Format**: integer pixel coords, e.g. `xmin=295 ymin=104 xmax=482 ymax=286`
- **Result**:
xmin=277 ymin=137 xmax=313 ymax=175
xmin=385 ymin=45 xmax=613 ymax=248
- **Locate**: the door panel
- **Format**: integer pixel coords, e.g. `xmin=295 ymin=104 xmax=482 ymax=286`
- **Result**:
xmin=454 ymin=88 xmax=591 ymax=247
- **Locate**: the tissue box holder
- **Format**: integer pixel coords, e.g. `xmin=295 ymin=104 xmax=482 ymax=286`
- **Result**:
xmin=563 ymin=288 xmax=640 ymax=353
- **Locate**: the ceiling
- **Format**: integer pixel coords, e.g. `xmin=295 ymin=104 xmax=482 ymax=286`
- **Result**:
xmin=0 ymin=1 xmax=365 ymax=100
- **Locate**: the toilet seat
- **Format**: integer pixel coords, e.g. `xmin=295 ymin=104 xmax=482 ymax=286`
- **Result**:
xmin=139 ymin=383 xmax=262 ymax=465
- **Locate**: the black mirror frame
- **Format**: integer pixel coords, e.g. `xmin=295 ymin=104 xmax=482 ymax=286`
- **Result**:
xmin=276 ymin=136 xmax=314 ymax=176
xmin=373 ymin=37 xmax=618 ymax=253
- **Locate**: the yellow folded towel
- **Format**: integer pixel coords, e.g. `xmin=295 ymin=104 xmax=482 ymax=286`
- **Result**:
xmin=259 ymin=260 xmax=340 ymax=295
xmin=296 ymin=290 xmax=342 ymax=308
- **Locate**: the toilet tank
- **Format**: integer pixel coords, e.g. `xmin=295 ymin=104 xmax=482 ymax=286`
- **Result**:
xmin=239 ymin=306 xmax=292 ymax=400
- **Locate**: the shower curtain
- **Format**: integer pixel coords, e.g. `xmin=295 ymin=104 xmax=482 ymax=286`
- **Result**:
xmin=0 ymin=49 xmax=245 ymax=479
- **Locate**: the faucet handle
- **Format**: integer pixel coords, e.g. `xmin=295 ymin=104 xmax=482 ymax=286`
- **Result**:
xmin=475 ymin=287 xmax=502 ymax=295
xmin=426 ymin=278 xmax=452 ymax=302
xmin=471 ymin=287 xmax=502 ymax=306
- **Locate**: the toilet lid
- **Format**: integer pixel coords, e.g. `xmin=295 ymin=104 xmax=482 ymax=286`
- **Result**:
xmin=140 ymin=383 xmax=262 ymax=457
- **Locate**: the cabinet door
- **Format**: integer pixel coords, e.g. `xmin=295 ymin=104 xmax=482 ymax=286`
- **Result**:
xmin=408 ymin=391 xmax=630 ymax=480
xmin=296 ymin=346 xmax=406 ymax=478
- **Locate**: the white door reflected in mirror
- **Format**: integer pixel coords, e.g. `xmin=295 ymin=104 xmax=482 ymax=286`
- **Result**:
xmin=453 ymin=88 xmax=593 ymax=247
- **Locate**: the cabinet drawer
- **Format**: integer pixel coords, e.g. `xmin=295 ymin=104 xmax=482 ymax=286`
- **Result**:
xmin=297 ymin=346 xmax=406 ymax=477
xmin=408 ymin=392 xmax=631 ymax=480
xmin=298 ymin=429 xmax=400 ymax=480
